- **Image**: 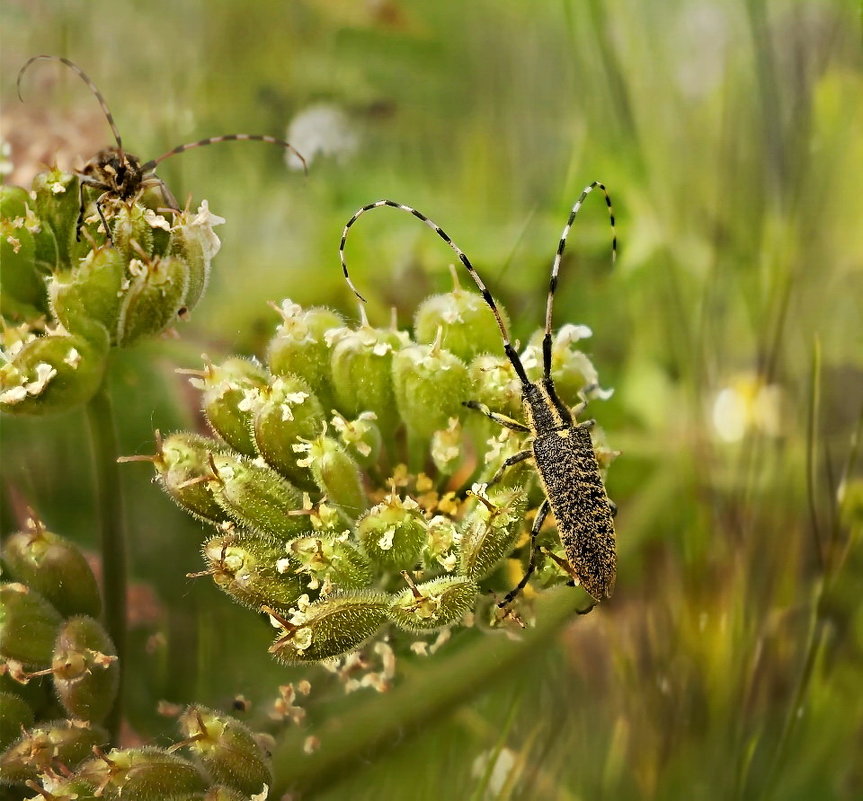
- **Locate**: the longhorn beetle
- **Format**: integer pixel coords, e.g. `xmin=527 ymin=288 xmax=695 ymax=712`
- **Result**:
xmin=339 ymin=185 xmax=617 ymax=605
xmin=16 ymin=55 xmax=307 ymax=241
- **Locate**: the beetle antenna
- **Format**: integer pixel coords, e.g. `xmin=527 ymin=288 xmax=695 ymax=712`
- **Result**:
xmin=340 ymin=200 xmax=530 ymax=386
xmin=18 ymin=55 xmax=125 ymax=155
xmin=543 ymin=181 xmax=616 ymax=380
xmin=140 ymin=134 xmax=307 ymax=175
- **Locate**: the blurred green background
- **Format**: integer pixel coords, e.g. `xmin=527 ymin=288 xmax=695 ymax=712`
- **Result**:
xmin=2 ymin=0 xmax=862 ymax=798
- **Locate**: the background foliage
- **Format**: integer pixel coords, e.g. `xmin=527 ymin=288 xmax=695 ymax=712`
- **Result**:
xmin=2 ymin=0 xmax=862 ymax=798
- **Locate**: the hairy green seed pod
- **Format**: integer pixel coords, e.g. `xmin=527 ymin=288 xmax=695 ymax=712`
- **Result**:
xmin=0 ymin=692 xmax=34 ymax=751
xmin=49 ymin=247 xmax=125 ymax=342
xmin=76 ymin=747 xmax=209 ymax=799
xmin=251 ymin=374 xmax=325 ymax=489
xmin=0 ymin=321 xmax=109 ymax=415
xmin=414 ymin=285 xmax=510 ymax=362
xmin=51 ymin=616 xmax=118 ymax=724
xmin=286 ymin=534 xmax=373 ymax=592
xmin=0 ymin=720 xmax=108 ymax=784
xmin=195 ymin=357 xmax=269 ymax=457
xmin=328 ymin=322 xmax=409 ymax=429
xmin=268 ymin=591 xmax=390 ymax=664
xmin=468 ymin=354 xmax=522 ymax=419
xmin=356 ymin=494 xmax=427 ymax=571
xmin=330 ymin=411 xmax=382 ymax=468
xmin=151 ymin=432 xmax=228 ymax=524
xmin=32 ymin=169 xmax=79 ymax=267
xmin=177 ymin=705 xmax=272 ymax=796
xmin=109 ymin=202 xmax=155 ymax=262
xmin=391 ymin=339 xmax=470 ymax=441
xmin=458 ymin=487 xmax=528 ymax=581
xmin=267 ymin=300 xmax=343 ymax=412
xmin=2 ymin=523 xmax=101 ymax=618
xmin=0 ymin=583 xmax=63 ymax=666
xmin=201 ymin=532 xmax=308 ymax=610
xmin=166 ymin=201 xmax=224 ymax=313
xmin=297 ymin=435 xmax=367 ymax=518
xmin=116 ymin=254 xmax=189 ymax=346
xmin=388 ymin=575 xmax=478 ymax=632
xmin=209 ymin=453 xmax=309 ymax=539
xmin=0 ymin=185 xmax=29 ymax=219
xmin=0 ymin=218 xmax=46 ymax=321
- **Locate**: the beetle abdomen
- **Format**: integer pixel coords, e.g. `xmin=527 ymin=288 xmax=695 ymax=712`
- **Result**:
xmin=532 ymin=427 xmax=616 ymax=599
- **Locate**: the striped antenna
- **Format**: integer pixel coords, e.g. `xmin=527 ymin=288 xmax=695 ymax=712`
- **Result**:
xmin=339 ymin=199 xmax=530 ymax=386
xmin=140 ymin=134 xmax=308 ymax=175
xmin=542 ymin=181 xmax=616 ymax=380
xmin=17 ymin=55 xmax=125 ymax=154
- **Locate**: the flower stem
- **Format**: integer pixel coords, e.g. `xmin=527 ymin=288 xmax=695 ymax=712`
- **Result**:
xmin=85 ymin=379 xmax=126 ymax=742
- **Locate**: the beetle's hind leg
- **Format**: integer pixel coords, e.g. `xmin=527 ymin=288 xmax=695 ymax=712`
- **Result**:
xmin=543 ymin=550 xmax=598 ymax=614
xmin=499 ymin=498 xmax=550 ymax=607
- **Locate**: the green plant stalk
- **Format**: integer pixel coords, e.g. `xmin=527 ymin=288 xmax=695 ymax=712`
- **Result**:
xmin=271 ymin=590 xmax=584 ymax=797
xmin=85 ymin=378 xmax=126 ymax=742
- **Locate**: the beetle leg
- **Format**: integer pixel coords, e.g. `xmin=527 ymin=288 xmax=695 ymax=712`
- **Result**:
xmin=140 ymin=175 xmax=179 ymax=211
xmin=575 ymin=419 xmax=596 ymax=431
xmin=543 ymin=549 xmax=599 ymax=613
xmin=93 ymin=192 xmax=114 ymax=243
xmin=489 ymin=449 xmax=532 ymax=485
xmin=499 ymin=498 xmax=550 ymax=607
xmin=463 ymin=400 xmax=529 ymax=433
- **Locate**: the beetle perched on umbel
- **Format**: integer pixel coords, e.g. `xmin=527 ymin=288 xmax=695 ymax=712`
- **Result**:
xmin=339 ymin=184 xmax=618 ymax=607
xmin=16 ymin=55 xmax=306 ymax=241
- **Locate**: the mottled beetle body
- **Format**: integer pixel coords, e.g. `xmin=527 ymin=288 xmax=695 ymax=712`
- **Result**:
xmin=339 ymin=185 xmax=618 ymax=604
xmin=528 ymin=394 xmax=616 ymax=600
xmin=17 ymin=55 xmax=306 ymax=240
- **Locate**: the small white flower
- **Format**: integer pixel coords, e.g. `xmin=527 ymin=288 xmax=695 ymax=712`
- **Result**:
xmin=24 ymin=362 xmax=57 ymax=396
xmin=144 ymin=208 xmax=172 ymax=231
xmin=63 ymin=348 xmax=81 ymax=368
xmin=50 ymin=181 xmax=66 ymax=194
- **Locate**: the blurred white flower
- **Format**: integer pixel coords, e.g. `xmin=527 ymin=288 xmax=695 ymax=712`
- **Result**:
xmin=285 ymin=103 xmax=359 ymax=170
xmin=711 ymin=373 xmax=784 ymax=442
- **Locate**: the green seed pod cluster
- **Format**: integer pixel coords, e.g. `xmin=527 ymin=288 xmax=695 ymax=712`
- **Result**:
xmin=0 ymin=513 xmax=125 ymax=797
xmin=0 ymin=169 xmax=225 ymax=417
xmin=129 ymin=295 xmax=614 ymax=665
xmin=0 ymin=560 xmax=277 ymax=800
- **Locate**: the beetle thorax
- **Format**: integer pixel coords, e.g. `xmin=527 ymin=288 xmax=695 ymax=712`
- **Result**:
xmin=522 ymin=382 xmax=567 ymax=433
xmin=83 ymin=148 xmax=144 ymax=199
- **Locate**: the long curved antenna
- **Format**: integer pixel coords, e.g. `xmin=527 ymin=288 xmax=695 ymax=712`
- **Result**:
xmin=140 ymin=134 xmax=308 ymax=175
xmin=543 ymin=181 xmax=616 ymax=380
xmin=340 ymin=199 xmax=530 ymax=386
xmin=17 ymin=55 xmax=124 ymax=154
